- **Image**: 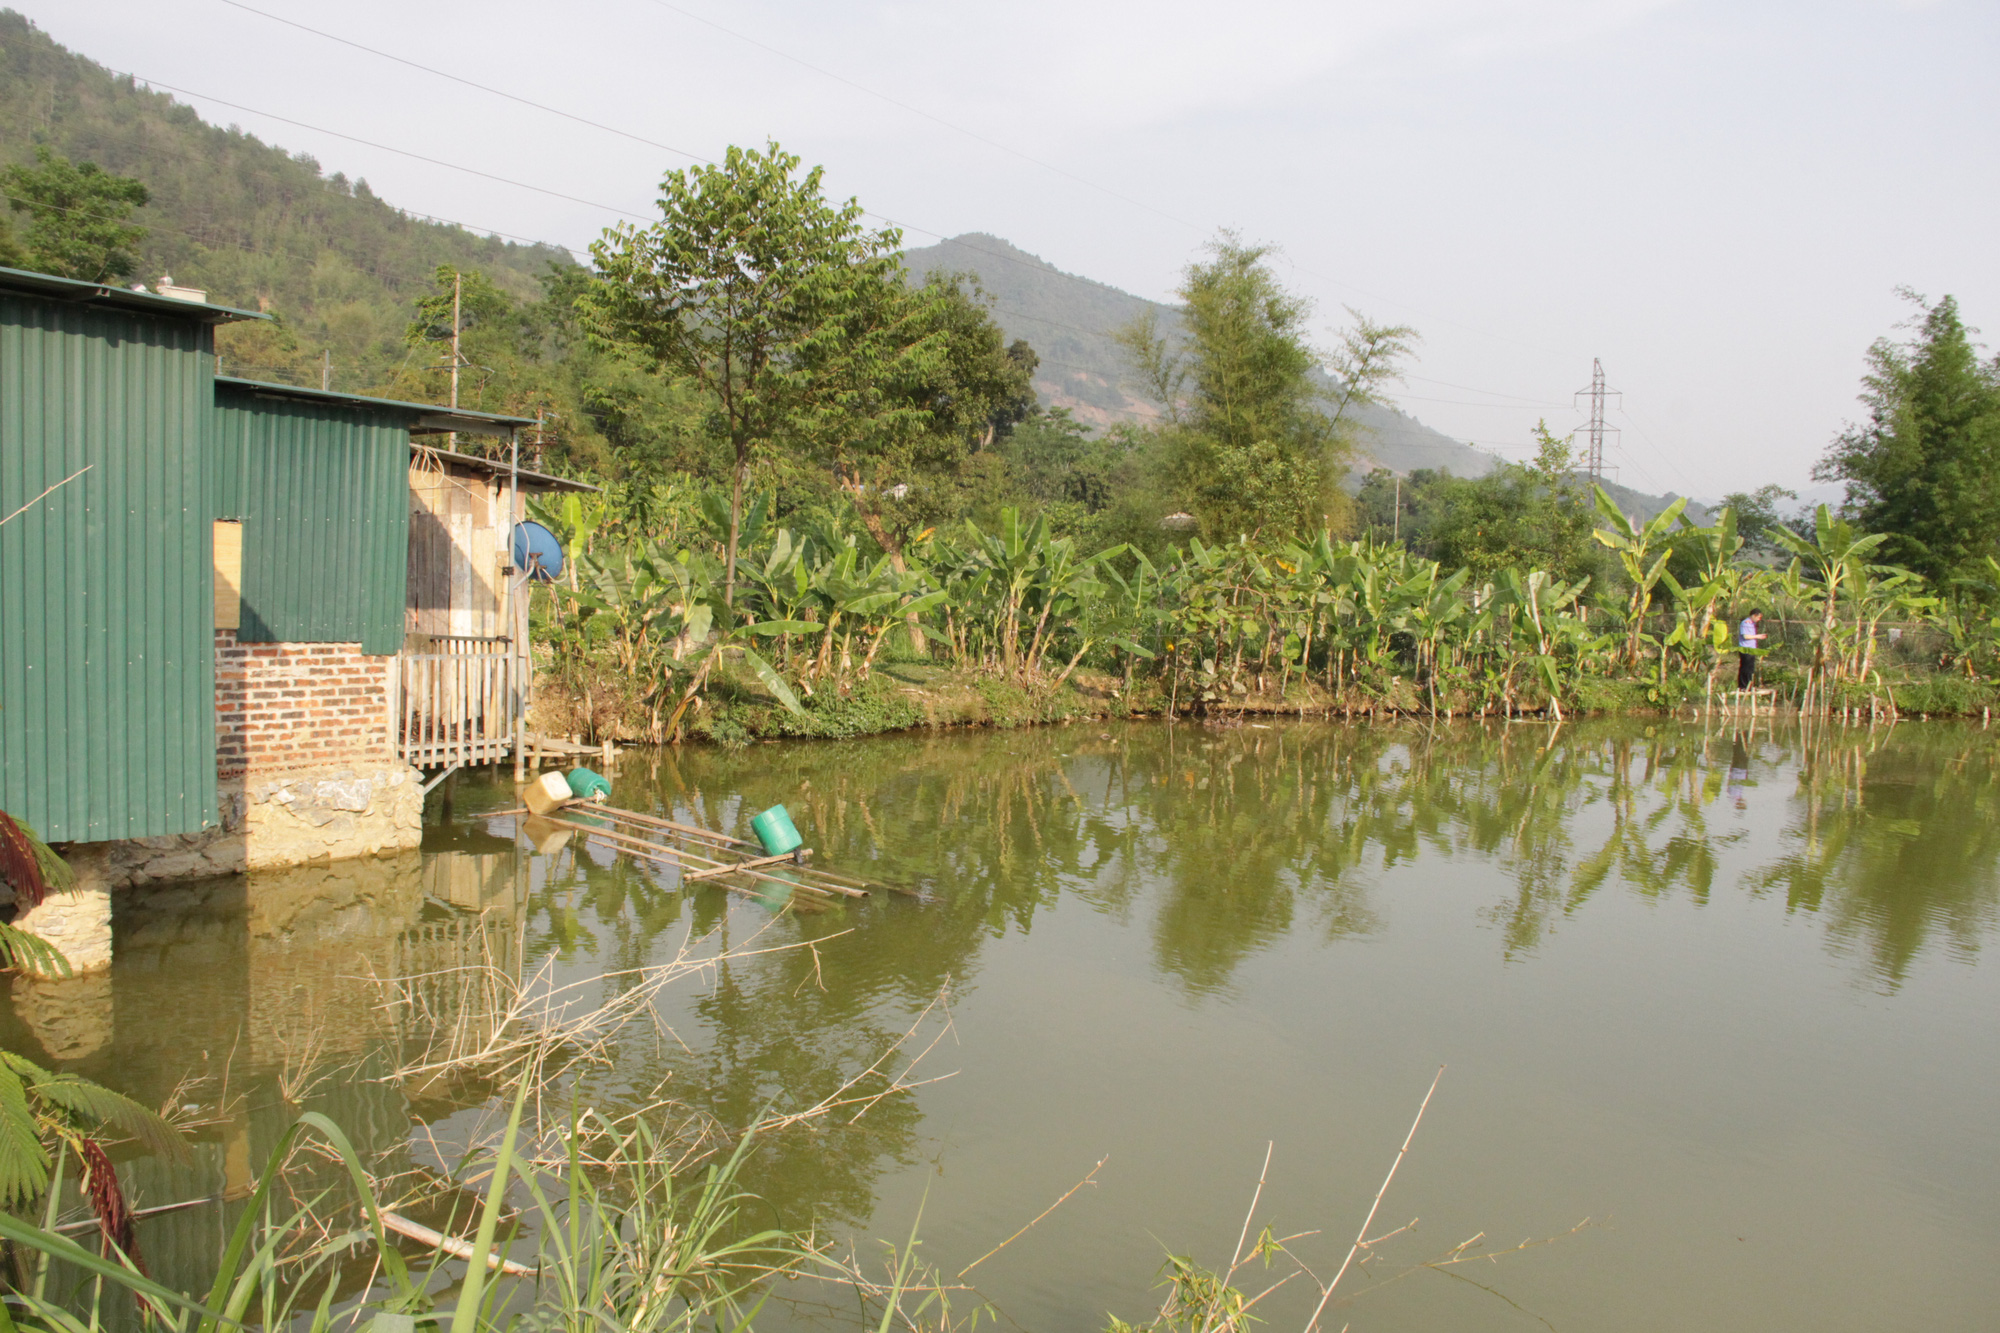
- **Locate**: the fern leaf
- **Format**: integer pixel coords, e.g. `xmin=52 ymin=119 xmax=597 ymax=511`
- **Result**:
xmin=0 ymin=1057 xmax=51 ymax=1208
xmin=23 ymin=1072 xmax=186 ymax=1162
xmin=0 ymin=920 xmax=70 ymax=978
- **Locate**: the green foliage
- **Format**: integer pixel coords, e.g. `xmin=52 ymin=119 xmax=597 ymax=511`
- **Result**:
xmin=1118 ymin=234 xmax=1413 ymax=540
xmin=1416 ymin=423 xmax=1601 ymax=583
xmin=584 ymin=141 xmax=923 ymax=604
xmin=538 ymin=452 xmax=2000 ymax=736
xmin=0 ymin=13 xmax=567 ymax=391
xmin=1716 ymin=483 xmax=1802 ymax=556
xmin=0 ymin=1091 xmax=827 ymax=1333
xmin=1771 ymin=503 xmax=1908 ymax=686
xmin=1593 ymin=485 xmax=1689 ymax=667
xmin=0 ymin=146 xmax=148 ymax=281
xmin=0 ymin=1043 xmax=185 ymax=1286
xmin=1817 ymin=291 xmax=2000 ymax=584
xmin=822 ymin=272 xmax=1040 ymax=561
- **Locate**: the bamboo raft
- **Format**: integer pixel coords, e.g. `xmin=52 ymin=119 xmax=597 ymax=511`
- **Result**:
xmin=502 ymin=801 xmax=902 ymax=903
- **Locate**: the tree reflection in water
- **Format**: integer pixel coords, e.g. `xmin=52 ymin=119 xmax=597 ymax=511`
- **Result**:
xmin=4 ymin=715 xmax=1995 ymax=1313
xmin=597 ymin=716 xmax=2000 ymax=1008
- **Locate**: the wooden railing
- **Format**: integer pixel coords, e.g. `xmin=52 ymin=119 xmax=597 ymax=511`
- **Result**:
xmin=395 ymin=636 xmax=518 ymax=769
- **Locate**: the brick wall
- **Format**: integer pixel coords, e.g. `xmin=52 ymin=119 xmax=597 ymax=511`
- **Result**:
xmin=215 ymin=632 xmax=395 ymax=778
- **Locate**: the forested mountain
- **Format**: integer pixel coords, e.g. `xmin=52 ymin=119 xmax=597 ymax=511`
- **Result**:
xmin=0 ymin=9 xmax=565 ymax=390
xmin=901 ymin=234 xmax=1705 ymax=523
xmin=901 ymin=233 xmax=1498 ymax=478
xmin=0 ymin=11 xmax=1702 ymax=525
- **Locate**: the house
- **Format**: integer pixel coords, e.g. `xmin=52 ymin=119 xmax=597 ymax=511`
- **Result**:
xmin=0 ymin=266 xmax=589 ymax=971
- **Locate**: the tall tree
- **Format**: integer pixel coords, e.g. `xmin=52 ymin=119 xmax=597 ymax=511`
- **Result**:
xmin=1816 ymin=291 xmax=2000 ymax=583
xmin=582 ymin=142 xmax=919 ymax=606
xmin=832 ymin=273 xmax=1039 ymax=566
xmin=1117 ymin=234 xmax=1413 ymax=539
xmin=0 ymin=147 xmax=149 ymax=283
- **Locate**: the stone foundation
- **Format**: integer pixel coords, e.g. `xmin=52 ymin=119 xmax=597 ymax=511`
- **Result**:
xmin=234 ymin=764 xmax=425 ymax=869
xmin=10 ymin=888 xmax=114 ymax=977
xmin=19 ymin=764 xmax=427 ymax=978
xmin=55 ymin=765 xmax=425 ymax=889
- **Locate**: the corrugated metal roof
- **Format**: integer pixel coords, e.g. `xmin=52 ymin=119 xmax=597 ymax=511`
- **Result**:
xmin=0 ymin=294 xmax=219 ymax=841
xmin=419 ymin=445 xmax=600 ymax=494
xmin=216 ymin=377 xmax=534 ymax=438
xmin=0 ymin=266 xmax=266 ymax=324
xmin=214 ymin=382 xmax=410 ymax=656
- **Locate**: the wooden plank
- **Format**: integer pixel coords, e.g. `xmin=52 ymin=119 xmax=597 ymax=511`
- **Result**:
xmin=212 ymin=521 xmax=242 ymax=630
xmin=408 ymin=467 xmax=452 ymax=638
xmin=448 ymin=511 xmax=474 ymax=638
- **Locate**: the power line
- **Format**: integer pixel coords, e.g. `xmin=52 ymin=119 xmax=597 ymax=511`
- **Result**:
xmin=1388 ymin=393 xmax=1567 ymax=410
xmin=217 ymin=0 xmax=714 ymax=168
xmin=641 ymin=0 xmax=1570 ymax=353
xmin=100 ymin=31 xmax=1620 ymax=470
xmin=1400 ymin=372 xmax=1571 ymax=405
xmin=1614 ymin=406 xmax=1704 ymax=499
xmin=125 ymin=72 xmax=657 ymax=221
xmin=206 ymin=0 xmax=1571 ymax=363
xmin=163 ymin=20 xmax=1170 ymax=317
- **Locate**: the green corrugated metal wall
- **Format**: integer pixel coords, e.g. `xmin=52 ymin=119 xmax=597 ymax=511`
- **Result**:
xmin=0 ymin=297 xmax=218 ymax=842
xmin=213 ymin=386 xmax=410 ymax=656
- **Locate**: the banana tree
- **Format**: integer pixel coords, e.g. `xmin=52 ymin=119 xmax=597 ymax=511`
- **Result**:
xmin=1592 ymin=487 xmax=1688 ymax=668
xmin=1405 ymin=565 xmax=1470 ymax=714
xmin=1773 ymin=505 xmax=1891 ymax=683
xmin=1095 ymin=551 xmax=1165 ymax=693
xmin=1495 ymin=567 xmax=1596 ymax=718
xmin=802 ymin=539 xmax=902 ymax=687
xmin=1020 ymin=536 xmax=1118 ymax=679
xmin=963 ymin=508 xmax=1053 ymax=675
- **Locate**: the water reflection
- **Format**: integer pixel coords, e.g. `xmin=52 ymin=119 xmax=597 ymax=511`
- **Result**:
xmin=603 ymin=718 xmax=2000 ymax=995
xmin=2 ymin=716 xmax=1996 ymax=1325
xmin=0 ymin=846 xmax=526 ymax=1314
xmin=1747 ymin=721 xmax=2000 ymax=984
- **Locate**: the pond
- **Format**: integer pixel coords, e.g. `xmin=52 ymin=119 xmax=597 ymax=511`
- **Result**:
xmin=8 ymin=717 xmax=2000 ymax=1331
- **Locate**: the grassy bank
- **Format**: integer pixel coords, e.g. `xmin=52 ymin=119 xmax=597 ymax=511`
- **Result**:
xmin=528 ymin=650 xmax=2000 ymax=751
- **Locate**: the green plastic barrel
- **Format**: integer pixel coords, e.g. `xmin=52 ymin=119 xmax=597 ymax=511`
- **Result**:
xmin=566 ymin=767 xmax=612 ymax=802
xmin=751 ymin=804 xmax=803 ymax=856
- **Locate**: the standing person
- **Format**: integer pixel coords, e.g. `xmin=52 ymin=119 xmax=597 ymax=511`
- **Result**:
xmin=1736 ymin=609 xmax=1766 ymax=689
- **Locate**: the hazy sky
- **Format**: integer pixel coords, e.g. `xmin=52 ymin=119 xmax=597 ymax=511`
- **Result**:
xmin=40 ymin=0 xmax=2000 ymax=499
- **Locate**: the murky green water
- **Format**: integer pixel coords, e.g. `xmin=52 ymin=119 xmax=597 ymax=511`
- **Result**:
xmin=9 ymin=718 xmax=2000 ymax=1330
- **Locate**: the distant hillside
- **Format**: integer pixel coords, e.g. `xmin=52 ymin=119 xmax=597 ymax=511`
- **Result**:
xmin=903 ymin=233 xmax=1709 ymax=523
xmin=0 ymin=10 xmax=566 ymax=389
xmin=901 ymin=233 xmax=1498 ymax=477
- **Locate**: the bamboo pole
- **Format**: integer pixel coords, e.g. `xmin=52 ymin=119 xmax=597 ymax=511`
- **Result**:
xmin=684 ymin=849 xmax=811 ymax=881
xmin=382 ymin=1211 xmax=538 ymax=1277
xmin=591 ymin=804 xmax=757 ymax=848
xmin=535 ymin=817 xmax=799 ymax=899
xmin=498 ymin=805 xmax=869 ymax=898
xmin=537 ymin=816 xmax=864 ymax=899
